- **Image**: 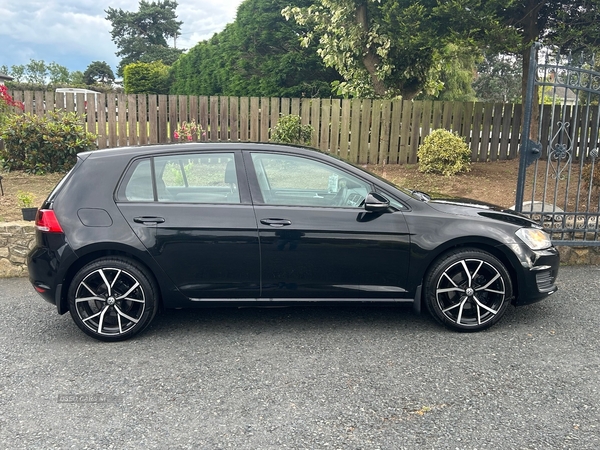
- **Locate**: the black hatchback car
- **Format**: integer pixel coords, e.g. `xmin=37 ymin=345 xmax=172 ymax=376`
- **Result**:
xmin=28 ymin=143 xmax=559 ymax=341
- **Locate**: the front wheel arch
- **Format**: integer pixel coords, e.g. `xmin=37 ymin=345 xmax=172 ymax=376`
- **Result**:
xmin=413 ymin=240 xmax=520 ymax=309
xmin=422 ymin=247 xmax=514 ymax=332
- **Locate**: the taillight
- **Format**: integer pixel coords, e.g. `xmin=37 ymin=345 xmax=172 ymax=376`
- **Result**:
xmin=35 ymin=209 xmax=64 ymax=233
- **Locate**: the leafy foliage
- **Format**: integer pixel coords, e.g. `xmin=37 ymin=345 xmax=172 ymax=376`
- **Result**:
xmin=123 ymin=61 xmax=170 ymax=94
xmin=16 ymin=191 xmax=34 ymax=208
xmin=84 ymin=61 xmax=116 ymax=86
xmin=417 ymin=129 xmax=471 ymax=176
xmin=105 ymin=0 xmax=184 ymax=77
xmin=270 ymin=115 xmax=314 ymax=146
xmin=169 ymin=0 xmax=341 ymax=98
xmin=418 ymin=43 xmax=480 ymax=102
xmin=0 ymin=111 xmax=97 ymax=174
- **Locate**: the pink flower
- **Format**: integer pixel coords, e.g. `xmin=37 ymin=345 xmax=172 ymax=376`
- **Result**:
xmin=187 ymin=135 xmax=192 ymax=141
xmin=202 ymin=132 xmax=207 ymax=138
xmin=174 ymin=131 xmax=179 ymax=140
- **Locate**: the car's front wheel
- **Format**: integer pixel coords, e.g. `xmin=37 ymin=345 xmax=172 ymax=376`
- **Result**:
xmin=424 ymin=249 xmax=513 ymax=331
xmin=68 ymin=257 xmax=158 ymax=341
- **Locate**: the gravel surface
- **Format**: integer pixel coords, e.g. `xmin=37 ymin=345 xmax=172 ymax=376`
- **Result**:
xmin=1 ymin=266 xmax=600 ymax=449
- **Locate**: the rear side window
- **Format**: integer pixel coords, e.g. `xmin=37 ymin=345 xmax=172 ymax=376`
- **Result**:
xmin=155 ymin=153 xmax=239 ymax=203
xmin=124 ymin=159 xmax=153 ymax=201
xmin=118 ymin=153 xmax=239 ymax=204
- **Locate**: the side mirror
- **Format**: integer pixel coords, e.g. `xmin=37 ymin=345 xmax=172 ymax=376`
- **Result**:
xmin=364 ymin=192 xmax=390 ymax=212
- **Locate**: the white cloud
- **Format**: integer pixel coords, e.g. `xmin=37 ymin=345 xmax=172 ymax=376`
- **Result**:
xmin=0 ymin=0 xmax=244 ymax=73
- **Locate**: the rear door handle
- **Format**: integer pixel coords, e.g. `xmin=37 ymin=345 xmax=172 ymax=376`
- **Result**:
xmin=133 ymin=216 xmax=165 ymax=225
xmin=260 ymin=218 xmax=292 ymax=227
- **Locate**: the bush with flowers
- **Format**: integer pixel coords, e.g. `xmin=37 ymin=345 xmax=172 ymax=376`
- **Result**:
xmin=173 ymin=120 xmax=206 ymax=142
xmin=0 ymin=85 xmax=24 ymax=130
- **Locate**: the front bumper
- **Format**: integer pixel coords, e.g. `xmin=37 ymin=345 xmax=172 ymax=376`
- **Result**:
xmin=512 ymin=246 xmax=560 ymax=306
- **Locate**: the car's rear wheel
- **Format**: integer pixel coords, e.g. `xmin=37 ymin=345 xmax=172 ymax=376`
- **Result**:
xmin=424 ymin=249 xmax=513 ymax=331
xmin=68 ymin=258 xmax=158 ymax=341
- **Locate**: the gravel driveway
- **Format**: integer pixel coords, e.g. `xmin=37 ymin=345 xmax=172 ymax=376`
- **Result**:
xmin=1 ymin=266 xmax=599 ymax=449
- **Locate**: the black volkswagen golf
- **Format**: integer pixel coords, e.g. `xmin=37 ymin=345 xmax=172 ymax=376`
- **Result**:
xmin=28 ymin=143 xmax=559 ymax=341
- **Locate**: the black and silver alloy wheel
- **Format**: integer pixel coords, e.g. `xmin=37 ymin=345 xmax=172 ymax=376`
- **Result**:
xmin=424 ymin=249 xmax=513 ymax=331
xmin=68 ymin=258 xmax=158 ymax=341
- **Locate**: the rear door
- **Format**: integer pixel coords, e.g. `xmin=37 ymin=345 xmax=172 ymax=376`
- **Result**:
xmin=116 ymin=151 xmax=260 ymax=300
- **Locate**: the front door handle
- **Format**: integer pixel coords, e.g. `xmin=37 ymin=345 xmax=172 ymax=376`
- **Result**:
xmin=260 ymin=218 xmax=292 ymax=227
xmin=133 ymin=216 xmax=165 ymax=225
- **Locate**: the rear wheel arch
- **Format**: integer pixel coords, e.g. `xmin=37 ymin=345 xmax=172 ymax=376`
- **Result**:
xmin=67 ymin=256 xmax=159 ymax=341
xmin=60 ymin=249 xmax=163 ymax=314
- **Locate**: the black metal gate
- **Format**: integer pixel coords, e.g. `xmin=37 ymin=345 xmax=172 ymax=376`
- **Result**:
xmin=515 ymin=44 xmax=600 ymax=246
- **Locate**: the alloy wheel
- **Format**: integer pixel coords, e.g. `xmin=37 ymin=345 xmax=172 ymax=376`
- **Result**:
xmin=74 ymin=267 xmax=147 ymax=337
xmin=435 ymin=257 xmax=507 ymax=327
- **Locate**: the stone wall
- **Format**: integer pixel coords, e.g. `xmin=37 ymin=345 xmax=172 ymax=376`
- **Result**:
xmin=0 ymin=222 xmax=598 ymax=278
xmin=0 ymin=222 xmax=36 ymax=278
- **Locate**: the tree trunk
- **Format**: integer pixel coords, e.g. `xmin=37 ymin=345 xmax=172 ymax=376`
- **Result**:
xmin=356 ymin=3 xmax=386 ymax=97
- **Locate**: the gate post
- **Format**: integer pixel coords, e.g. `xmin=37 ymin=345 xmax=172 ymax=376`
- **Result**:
xmin=515 ymin=43 xmax=542 ymax=213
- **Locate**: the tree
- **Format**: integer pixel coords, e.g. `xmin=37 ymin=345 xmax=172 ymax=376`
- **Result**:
xmin=24 ymin=59 xmax=48 ymax=85
xmin=123 ymin=61 xmax=170 ymax=94
xmin=282 ymin=0 xmax=499 ymax=99
xmin=170 ymin=0 xmax=341 ymax=98
xmin=10 ymin=65 xmax=25 ymax=83
xmin=106 ymin=0 xmax=184 ymax=76
xmin=83 ymin=61 xmax=116 ymax=85
xmin=473 ymin=53 xmax=522 ymax=103
xmin=474 ymin=1 xmax=600 ymax=136
xmin=47 ymin=62 xmax=71 ymax=85
xmin=69 ymin=71 xmax=86 ymax=86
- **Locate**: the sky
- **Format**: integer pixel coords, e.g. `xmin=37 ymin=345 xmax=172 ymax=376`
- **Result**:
xmin=0 ymin=0 xmax=245 ymax=75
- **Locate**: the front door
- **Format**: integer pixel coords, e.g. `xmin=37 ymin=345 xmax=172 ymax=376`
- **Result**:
xmin=245 ymin=151 xmax=410 ymax=299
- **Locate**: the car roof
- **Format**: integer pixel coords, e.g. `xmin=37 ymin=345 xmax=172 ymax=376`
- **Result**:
xmin=79 ymin=142 xmax=332 ymax=160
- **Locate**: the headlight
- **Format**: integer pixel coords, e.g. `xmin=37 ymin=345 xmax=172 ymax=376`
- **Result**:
xmin=516 ymin=228 xmax=552 ymax=250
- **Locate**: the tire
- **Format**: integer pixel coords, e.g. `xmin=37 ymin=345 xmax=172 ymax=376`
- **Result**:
xmin=424 ymin=249 xmax=513 ymax=332
xmin=68 ymin=257 xmax=158 ymax=341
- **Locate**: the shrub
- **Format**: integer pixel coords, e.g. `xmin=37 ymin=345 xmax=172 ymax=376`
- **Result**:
xmin=123 ymin=61 xmax=170 ymax=94
xmin=270 ymin=114 xmax=314 ymax=146
xmin=417 ymin=129 xmax=471 ymax=176
xmin=0 ymin=111 xmax=97 ymax=173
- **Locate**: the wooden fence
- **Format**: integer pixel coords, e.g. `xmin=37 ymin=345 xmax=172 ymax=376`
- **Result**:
xmin=12 ymin=90 xmax=527 ymax=165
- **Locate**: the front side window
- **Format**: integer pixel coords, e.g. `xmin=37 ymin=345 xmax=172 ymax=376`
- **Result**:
xmin=122 ymin=153 xmax=239 ymax=204
xmin=251 ymin=153 xmax=370 ymax=208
